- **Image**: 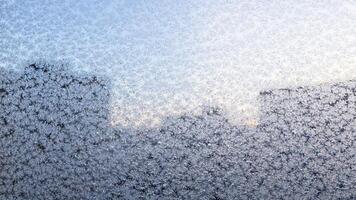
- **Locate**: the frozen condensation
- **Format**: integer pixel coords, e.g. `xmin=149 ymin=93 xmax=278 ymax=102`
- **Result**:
xmin=1 ymin=64 xmax=355 ymax=199
xmin=1 ymin=0 xmax=356 ymax=127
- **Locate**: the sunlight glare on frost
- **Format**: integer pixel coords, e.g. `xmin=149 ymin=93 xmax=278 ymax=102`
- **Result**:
xmin=1 ymin=0 xmax=356 ymax=128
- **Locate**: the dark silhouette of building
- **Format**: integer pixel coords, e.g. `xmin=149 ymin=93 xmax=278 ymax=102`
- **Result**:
xmin=1 ymin=63 xmax=355 ymax=199
xmin=257 ymin=80 xmax=356 ymax=199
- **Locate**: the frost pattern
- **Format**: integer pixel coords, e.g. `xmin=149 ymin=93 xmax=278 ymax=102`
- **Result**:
xmin=1 ymin=0 xmax=356 ymax=127
xmin=1 ymin=64 xmax=355 ymax=199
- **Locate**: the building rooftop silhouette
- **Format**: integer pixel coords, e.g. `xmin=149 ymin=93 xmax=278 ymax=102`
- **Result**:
xmin=1 ymin=63 xmax=355 ymax=199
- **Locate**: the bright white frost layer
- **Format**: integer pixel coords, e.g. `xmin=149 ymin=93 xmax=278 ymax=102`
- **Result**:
xmin=1 ymin=0 xmax=356 ymax=127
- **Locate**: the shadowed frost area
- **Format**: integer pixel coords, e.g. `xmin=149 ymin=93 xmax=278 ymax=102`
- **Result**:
xmin=1 ymin=0 xmax=356 ymax=127
xmin=0 ymin=64 xmax=355 ymax=199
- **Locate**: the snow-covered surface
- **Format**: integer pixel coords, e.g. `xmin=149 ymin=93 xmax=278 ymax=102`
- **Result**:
xmin=1 ymin=64 xmax=355 ymax=199
xmin=1 ymin=0 xmax=356 ymax=127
